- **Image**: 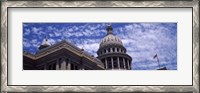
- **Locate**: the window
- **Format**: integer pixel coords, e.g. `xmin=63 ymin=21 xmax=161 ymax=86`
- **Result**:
xmin=113 ymin=62 xmax=117 ymax=68
xmin=107 ymin=57 xmax=112 ymax=69
xmin=112 ymin=48 xmax=115 ymax=52
xmin=119 ymin=57 xmax=124 ymax=68
xmin=108 ymin=48 xmax=110 ymax=52
xmin=59 ymin=58 xmax=62 ymax=68
xmin=113 ymin=57 xmax=118 ymax=68
xmin=40 ymin=67 xmax=44 ymax=70
xmin=52 ymin=63 xmax=56 ymax=70
xmin=125 ymin=59 xmax=128 ymax=69
xmin=85 ymin=67 xmax=91 ymax=70
xmin=48 ymin=65 xmax=52 ymax=70
xmin=65 ymin=58 xmax=68 ymax=66
xmin=71 ymin=63 xmax=74 ymax=70
xmin=75 ymin=65 xmax=78 ymax=70
xmin=104 ymin=49 xmax=106 ymax=53
xmin=108 ymin=62 xmax=112 ymax=69
xmin=117 ymin=48 xmax=119 ymax=52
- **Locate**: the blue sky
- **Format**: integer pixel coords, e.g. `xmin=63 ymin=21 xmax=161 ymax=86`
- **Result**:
xmin=23 ymin=23 xmax=177 ymax=70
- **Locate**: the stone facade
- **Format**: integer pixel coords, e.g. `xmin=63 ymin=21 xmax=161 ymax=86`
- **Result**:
xmin=23 ymin=40 xmax=104 ymax=70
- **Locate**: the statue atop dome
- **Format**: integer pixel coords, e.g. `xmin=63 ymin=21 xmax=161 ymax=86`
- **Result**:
xmin=106 ymin=23 xmax=113 ymax=35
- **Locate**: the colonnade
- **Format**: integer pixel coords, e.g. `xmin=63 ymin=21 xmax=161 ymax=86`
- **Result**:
xmin=43 ymin=58 xmax=83 ymax=70
xmin=102 ymin=57 xmax=131 ymax=70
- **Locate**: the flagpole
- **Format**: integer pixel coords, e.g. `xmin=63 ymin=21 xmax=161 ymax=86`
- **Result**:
xmin=156 ymin=56 xmax=161 ymax=68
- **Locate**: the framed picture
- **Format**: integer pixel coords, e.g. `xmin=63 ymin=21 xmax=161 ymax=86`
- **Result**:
xmin=1 ymin=0 xmax=199 ymax=92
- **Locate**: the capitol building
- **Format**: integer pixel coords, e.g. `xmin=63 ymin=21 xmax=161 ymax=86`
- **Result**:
xmin=23 ymin=25 xmax=132 ymax=70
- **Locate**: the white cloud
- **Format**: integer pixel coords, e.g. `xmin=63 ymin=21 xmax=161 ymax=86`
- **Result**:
xmin=54 ymin=31 xmax=61 ymax=37
xmin=49 ymin=33 xmax=54 ymax=37
xmin=31 ymin=27 xmax=45 ymax=36
xmin=24 ymin=28 xmax=31 ymax=35
xmin=62 ymin=23 xmax=106 ymax=38
xmin=23 ymin=41 xmax=31 ymax=48
xmin=115 ymin=23 xmax=177 ymax=70
xmin=68 ymin=28 xmax=73 ymax=32
xmin=48 ymin=38 xmax=56 ymax=45
xmin=31 ymin=39 xmax=40 ymax=48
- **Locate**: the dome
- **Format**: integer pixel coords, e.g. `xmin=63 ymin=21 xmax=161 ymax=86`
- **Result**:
xmin=99 ymin=24 xmax=123 ymax=48
xmin=100 ymin=34 xmax=123 ymax=48
xmin=97 ymin=24 xmax=132 ymax=70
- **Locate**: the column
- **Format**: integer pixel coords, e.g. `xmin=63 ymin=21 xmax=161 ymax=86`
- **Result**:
xmin=61 ymin=59 xmax=66 ymax=70
xmin=117 ymin=57 xmax=120 ymax=69
xmin=81 ymin=66 xmax=85 ymax=70
xmin=44 ymin=64 xmax=47 ymax=70
xmin=67 ymin=59 xmax=71 ymax=70
xmin=123 ymin=58 xmax=126 ymax=69
xmin=65 ymin=59 xmax=68 ymax=70
xmin=129 ymin=61 xmax=132 ymax=70
xmin=111 ymin=57 xmax=114 ymax=69
xmin=56 ymin=60 xmax=59 ymax=70
xmin=80 ymin=59 xmax=84 ymax=70
xmin=127 ymin=60 xmax=130 ymax=70
xmin=105 ymin=58 xmax=108 ymax=69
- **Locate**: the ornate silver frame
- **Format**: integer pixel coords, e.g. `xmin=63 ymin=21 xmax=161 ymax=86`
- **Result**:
xmin=1 ymin=1 xmax=199 ymax=93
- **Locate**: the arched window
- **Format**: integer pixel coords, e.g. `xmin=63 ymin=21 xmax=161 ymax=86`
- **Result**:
xmin=108 ymin=48 xmax=110 ymax=52
xmin=112 ymin=48 xmax=115 ymax=52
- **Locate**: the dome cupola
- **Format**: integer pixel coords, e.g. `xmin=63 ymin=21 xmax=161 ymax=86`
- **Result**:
xmin=100 ymin=24 xmax=123 ymax=48
xmin=97 ymin=24 xmax=132 ymax=70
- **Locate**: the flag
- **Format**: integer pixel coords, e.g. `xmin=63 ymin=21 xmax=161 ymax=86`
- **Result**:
xmin=153 ymin=54 xmax=157 ymax=59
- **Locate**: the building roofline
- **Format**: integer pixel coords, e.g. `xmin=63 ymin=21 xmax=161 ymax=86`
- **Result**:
xmin=23 ymin=40 xmax=104 ymax=68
